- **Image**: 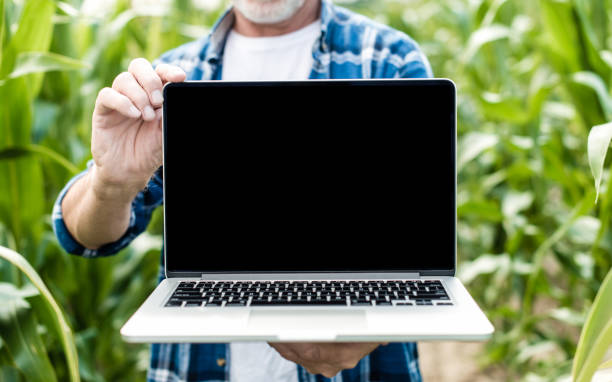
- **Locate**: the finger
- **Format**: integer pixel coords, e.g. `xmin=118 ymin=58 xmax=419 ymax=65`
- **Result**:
xmin=128 ymin=57 xmax=164 ymax=107
xmin=95 ymin=87 xmax=141 ymax=120
xmin=321 ymin=343 xmax=378 ymax=370
xmin=269 ymin=343 xmax=299 ymax=363
xmin=293 ymin=343 xmax=322 ymax=363
xmin=155 ymin=63 xmax=186 ymax=85
xmin=112 ymin=72 xmax=156 ymax=121
xmin=342 ymin=342 xmax=380 ymax=359
xmin=302 ymin=363 xmax=341 ymax=378
xmin=273 ymin=344 xmax=342 ymax=377
xmin=320 ymin=367 xmax=342 ymax=379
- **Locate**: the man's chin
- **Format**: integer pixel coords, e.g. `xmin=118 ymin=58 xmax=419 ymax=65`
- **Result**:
xmin=233 ymin=0 xmax=306 ymax=24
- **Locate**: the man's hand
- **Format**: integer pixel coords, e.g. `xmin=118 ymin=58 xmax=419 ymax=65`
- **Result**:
xmin=91 ymin=58 xmax=186 ymax=201
xmin=269 ymin=342 xmax=386 ymax=378
xmin=60 ymin=59 xmax=185 ymax=250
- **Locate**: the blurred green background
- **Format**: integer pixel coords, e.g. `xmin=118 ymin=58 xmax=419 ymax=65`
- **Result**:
xmin=0 ymin=0 xmax=611 ymax=381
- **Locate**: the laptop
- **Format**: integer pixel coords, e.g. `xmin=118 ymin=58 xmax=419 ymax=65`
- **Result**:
xmin=120 ymin=79 xmax=494 ymax=343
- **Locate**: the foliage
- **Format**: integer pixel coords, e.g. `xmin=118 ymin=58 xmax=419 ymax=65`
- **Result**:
xmin=0 ymin=0 xmax=611 ymax=381
xmin=573 ymin=123 xmax=612 ymax=382
xmin=0 ymin=245 xmax=78 ymax=382
xmin=351 ymin=0 xmax=612 ymax=380
xmin=0 ymin=0 xmax=214 ymax=379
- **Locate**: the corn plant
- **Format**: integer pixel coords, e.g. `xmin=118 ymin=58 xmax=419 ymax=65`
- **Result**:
xmin=0 ymin=0 xmax=218 ymax=380
xmin=363 ymin=0 xmax=612 ymax=380
xmin=573 ymin=122 xmax=612 ymax=382
xmin=0 ymin=245 xmax=79 ymax=382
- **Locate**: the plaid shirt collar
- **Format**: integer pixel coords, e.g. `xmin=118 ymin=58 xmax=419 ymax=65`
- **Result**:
xmin=199 ymin=0 xmax=336 ymax=80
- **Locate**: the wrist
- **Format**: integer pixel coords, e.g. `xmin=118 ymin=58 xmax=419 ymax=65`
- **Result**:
xmin=89 ymin=164 xmax=148 ymax=204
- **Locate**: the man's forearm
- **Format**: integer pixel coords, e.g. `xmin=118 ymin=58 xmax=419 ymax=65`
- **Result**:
xmin=61 ymin=167 xmax=143 ymax=250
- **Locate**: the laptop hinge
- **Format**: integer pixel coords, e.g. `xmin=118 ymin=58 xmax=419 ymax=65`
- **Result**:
xmin=199 ymin=272 xmax=422 ymax=280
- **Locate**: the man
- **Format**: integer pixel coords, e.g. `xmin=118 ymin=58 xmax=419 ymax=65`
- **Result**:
xmin=53 ymin=0 xmax=432 ymax=380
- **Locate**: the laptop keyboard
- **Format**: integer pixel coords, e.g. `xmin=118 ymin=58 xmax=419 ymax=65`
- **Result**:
xmin=165 ymin=280 xmax=453 ymax=307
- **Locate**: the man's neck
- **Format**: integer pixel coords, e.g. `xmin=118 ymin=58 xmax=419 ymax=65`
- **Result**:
xmin=232 ymin=0 xmax=321 ymax=37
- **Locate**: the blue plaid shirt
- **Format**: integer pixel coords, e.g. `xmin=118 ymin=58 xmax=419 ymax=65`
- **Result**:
xmin=53 ymin=1 xmax=432 ymax=381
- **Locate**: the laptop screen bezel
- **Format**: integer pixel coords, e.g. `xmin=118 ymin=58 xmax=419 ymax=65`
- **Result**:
xmin=162 ymin=79 xmax=457 ymax=278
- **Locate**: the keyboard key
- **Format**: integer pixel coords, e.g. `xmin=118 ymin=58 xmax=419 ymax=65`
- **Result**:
xmin=308 ymin=300 xmax=347 ymax=305
xmin=251 ymin=300 xmax=275 ymax=305
xmin=172 ymin=295 xmax=200 ymax=301
xmin=165 ymin=299 xmax=183 ymax=307
xmin=350 ymin=300 xmax=372 ymax=306
xmin=226 ymin=301 xmax=247 ymax=307
xmin=375 ymin=301 xmax=392 ymax=306
xmin=204 ymin=301 xmax=223 ymax=307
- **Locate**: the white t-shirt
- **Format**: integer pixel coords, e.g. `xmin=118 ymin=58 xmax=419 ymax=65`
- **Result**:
xmin=230 ymin=342 xmax=299 ymax=382
xmin=222 ymin=20 xmax=321 ymax=81
xmin=222 ymin=20 xmax=321 ymax=382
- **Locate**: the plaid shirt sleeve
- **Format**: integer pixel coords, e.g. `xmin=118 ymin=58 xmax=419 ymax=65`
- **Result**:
xmin=52 ymin=160 xmax=163 ymax=257
xmin=52 ymin=49 xmax=178 ymax=258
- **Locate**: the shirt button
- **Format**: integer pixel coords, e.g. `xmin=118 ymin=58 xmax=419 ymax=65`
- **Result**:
xmin=217 ymin=358 xmax=226 ymax=367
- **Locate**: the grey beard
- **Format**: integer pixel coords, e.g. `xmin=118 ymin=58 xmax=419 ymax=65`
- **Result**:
xmin=232 ymin=0 xmax=307 ymax=24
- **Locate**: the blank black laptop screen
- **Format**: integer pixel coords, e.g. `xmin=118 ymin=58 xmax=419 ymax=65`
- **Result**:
xmin=163 ymin=80 xmax=455 ymax=274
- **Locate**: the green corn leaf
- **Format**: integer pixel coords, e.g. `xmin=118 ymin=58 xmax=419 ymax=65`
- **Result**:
xmin=8 ymin=0 xmax=54 ymax=54
xmin=0 ymin=246 xmax=80 ymax=382
xmin=0 ymin=77 xmax=44 ymax=250
xmin=0 ymin=296 xmax=57 ymax=382
xmin=0 ymin=0 xmax=55 ymax=248
xmin=0 ymin=52 xmax=89 ymax=85
xmin=587 ymin=122 xmax=612 ymax=202
xmin=0 ymin=0 xmax=4 ymax=70
xmin=567 ymin=79 xmax=609 ymax=128
xmin=1 ymin=0 xmax=55 ymax=95
xmin=522 ymin=190 xmax=595 ymax=315
xmin=0 ymin=368 xmax=20 ymax=382
xmin=539 ymin=0 xmax=581 ymax=73
xmin=572 ymin=72 xmax=612 ymax=119
xmin=56 ymin=2 xmax=79 ymax=18
xmin=602 ymin=51 xmax=612 ymax=70
xmin=573 ymin=0 xmax=612 ymax=80
xmin=463 ymin=24 xmax=510 ymax=63
xmin=0 ymin=144 xmax=80 ymax=175
xmin=600 ymin=358 xmax=612 ymax=370
xmin=0 ymin=282 xmax=38 ymax=300
xmin=0 ymin=147 xmax=29 ymax=160
xmin=572 ymin=268 xmax=612 ymax=382
xmin=480 ymin=0 xmax=507 ymax=28
xmin=479 ymin=92 xmax=530 ymax=124
xmin=457 ymin=132 xmax=499 ymax=170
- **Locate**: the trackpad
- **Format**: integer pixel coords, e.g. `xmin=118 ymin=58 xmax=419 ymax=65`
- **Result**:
xmin=248 ymin=310 xmax=367 ymax=339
